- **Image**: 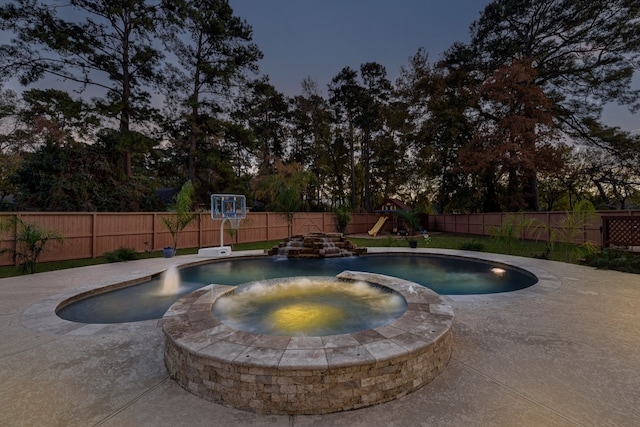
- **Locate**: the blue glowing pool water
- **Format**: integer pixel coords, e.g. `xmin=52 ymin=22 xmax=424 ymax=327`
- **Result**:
xmin=56 ymin=254 xmax=537 ymax=324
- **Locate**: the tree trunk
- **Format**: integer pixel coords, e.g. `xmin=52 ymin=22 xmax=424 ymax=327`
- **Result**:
xmin=523 ymin=171 xmax=539 ymax=211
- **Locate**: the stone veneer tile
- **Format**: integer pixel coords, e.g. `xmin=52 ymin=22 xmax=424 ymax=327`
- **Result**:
xmin=362 ymin=339 xmax=409 ymax=361
xmin=206 ymin=324 xmax=237 ymax=340
xmin=288 ymin=336 xmax=324 ymax=349
xmin=422 ymin=323 xmax=450 ymax=341
xmin=279 ymin=349 xmax=328 ymax=369
xmin=394 ymin=309 xmax=428 ymax=327
xmin=390 ymin=331 xmax=429 ymax=352
xmin=430 ymin=303 xmax=454 ymax=316
xmin=325 ymin=345 xmax=375 ymax=368
xmin=351 ymin=329 xmax=385 ymax=344
xmin=176 ymin=329 xmax=222 ymax=352
xmin=321 ymin=334 xmax=361 ymax=348
xmin=163 ymin=305 xmax=189 ymax=317
xmin=412 ymin=320 xmax=440 ymax=335
xmin=406 ymin=302 xmax=431 ymax=312
xmin=186 ymin=315 xmax=218 ymax=331
xmin=235 ymin=346 xmax=285 ymax=367
xmin=224 ymin=330 xmax=260 ymax=346
xmin=197 ymin=340 xmax=247 ymax=360
xmin=207 ymin=284 xmax=235 ymax=299
xmin=252 ymin=334 xmax=291 ymax=349
xmin=400 ymin=292 xmax=432 ymax=304
xmin=373 ymin=324 xmax=405 ymax=338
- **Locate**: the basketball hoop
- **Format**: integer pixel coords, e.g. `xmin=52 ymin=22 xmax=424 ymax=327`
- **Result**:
xmin=198 ymin=194 xmax=246 ymax=258
xmin=211 ymin=194 xmax=246 ymax=220
xmin=227 ymin=218 xmax=242 ymax=230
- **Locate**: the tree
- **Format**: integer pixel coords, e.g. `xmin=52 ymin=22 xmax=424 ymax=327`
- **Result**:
xmin=357 ymin=62 xmax=393 ymax=212
xmin=329 ymin=67 xmax=362 ymax=210
xmin=162 ymin=180 xmax=198 ymax=255
xmin=1 ymin=0 xmax=164 ymax=177
xmin=236 ymin=78 xmax=289 ymax=176
xmin=0 ymin=86 xmax=24 ymax=208
xmin=11 ymin=133 xmax=163 ymax=212
xmin=253 ymin=162 xmax=315 ymax=237
xmin=161 ymin=0 xmax=262 ymax=185
xmin=583 ymin=147 xmax=640 ymax=209
xmin=289 ymin=77 xmax=334 ymax=209
xmin=460 ymin=58 xmax=566 ymax=211
xmin=396 ymin=47 xmax=477 ymax=213
xmin=12 ymin=138 xmax=91 ymax=211
xmin=470 ymin=0 xmax=640 ymax=152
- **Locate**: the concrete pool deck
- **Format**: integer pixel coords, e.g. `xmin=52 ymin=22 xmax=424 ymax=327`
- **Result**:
xmin=1 ymin=248 xmax=639 ymax=426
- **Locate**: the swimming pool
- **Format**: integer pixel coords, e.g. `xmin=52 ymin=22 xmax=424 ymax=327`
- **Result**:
xmin=56 ymin=254 xmax=538 ymax=324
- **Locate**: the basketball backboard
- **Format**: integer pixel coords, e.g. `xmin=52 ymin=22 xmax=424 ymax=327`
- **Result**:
xmin=211 ymin=194 xmax=246 ymax=220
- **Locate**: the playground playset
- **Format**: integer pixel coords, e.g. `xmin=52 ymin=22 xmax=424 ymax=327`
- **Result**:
xmin=368 ymin=198 xmax=428 ymax=238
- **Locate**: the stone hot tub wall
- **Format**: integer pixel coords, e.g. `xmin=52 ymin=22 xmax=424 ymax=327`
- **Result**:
xmin=162 ymin=271 xmax=454 ymax=415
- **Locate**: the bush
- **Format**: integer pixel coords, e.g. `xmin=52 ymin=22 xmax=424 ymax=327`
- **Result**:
xmin=533 ymin=245 xmax=551 ymax=260
xmin=334 ymin=204 xmax=351 ymax=234
xmin=458 ymin=239 xmax=485 ymax=251
xmin=104 ymin=247 xmax=138 ymax=263
xmin=0 ymin=216 xmax=64 ymax=274
xmin=584 ymin=248 xmax=640 ymax=274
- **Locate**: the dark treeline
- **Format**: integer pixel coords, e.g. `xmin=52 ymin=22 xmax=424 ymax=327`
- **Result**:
xmin=1 ymin=0 xmax=639 ymax=213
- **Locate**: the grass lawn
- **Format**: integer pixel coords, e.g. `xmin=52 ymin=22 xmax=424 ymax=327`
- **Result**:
xmin=0 ymin=233 xmax=587 ymax=279
xmin=348 ymin=233 xmax=581 ymax=262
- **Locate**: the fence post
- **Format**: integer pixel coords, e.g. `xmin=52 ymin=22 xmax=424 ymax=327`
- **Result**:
xmin=152 ymin=213 xmax=157 ymax=251
xmin=198 ymin=212 xmax=203 ymax=248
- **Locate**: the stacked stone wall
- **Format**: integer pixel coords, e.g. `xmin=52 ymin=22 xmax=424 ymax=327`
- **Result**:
xmin=163 ymin=272 xmax=454 ymax=415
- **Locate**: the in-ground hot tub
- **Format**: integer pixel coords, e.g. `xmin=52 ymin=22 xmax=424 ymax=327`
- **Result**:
xmin=162 ymin=271 xmax=454 ymax=415
xmin=211 ymin=275 xmax=408 ymax=336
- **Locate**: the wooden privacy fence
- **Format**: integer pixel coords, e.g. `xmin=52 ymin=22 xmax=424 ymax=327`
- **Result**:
xmin=3 ymin=209 xmax=640 ymax=267
xmin=0 ymin=212 xmax=378 ymax=267
xmin=426 ymin=210 xmax=640 ymax=248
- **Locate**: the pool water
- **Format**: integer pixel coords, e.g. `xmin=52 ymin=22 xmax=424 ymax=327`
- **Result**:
xmin=56 ymin=254 xmax=537 ymax=323
xmin=212 ymin=277 xmax=407 ymax=336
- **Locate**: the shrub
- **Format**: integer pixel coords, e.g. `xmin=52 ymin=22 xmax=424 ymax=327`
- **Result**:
xmin=0 ymin=216 xmax=64 ymax=274
xmin=458 ymin=239 xmax=485 ymax=251
xmin=533 ymin=245 xmax=551 ymax=259
xmin=546 ymin=200 xmax=598 ymax=262
xmin=334 ymin=204 xmax=351 ymax=234
xmin=490 ymin=214 xmax=540 ymax=255
xmin=104 ymin=247 xmax=138 ymax=263
xmin=584 ymin=248 xmax=640 ymax=274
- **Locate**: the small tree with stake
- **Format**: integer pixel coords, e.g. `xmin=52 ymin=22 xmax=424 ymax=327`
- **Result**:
xmin=398 ymin=210 xmax=422 ymax=248
xmin=162 ymin=180 xmax=198 ymax=256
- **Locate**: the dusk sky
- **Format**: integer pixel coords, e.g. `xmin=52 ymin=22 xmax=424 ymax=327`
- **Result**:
xmin=1 ymin=1 xmax=636 ymax=132
xmin=230 ymin=0 xmax=492 ymax=95
xmin=230 ymin=0 xmax=638 ymax=132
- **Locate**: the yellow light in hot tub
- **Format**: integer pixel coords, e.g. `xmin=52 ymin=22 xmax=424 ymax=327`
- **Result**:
xmin=269 ymin=303 xmax=345 ymax=335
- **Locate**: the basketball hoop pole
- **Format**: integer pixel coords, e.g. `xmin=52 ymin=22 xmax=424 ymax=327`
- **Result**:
xmin=220 ymin=218 xmax=228 ymax=247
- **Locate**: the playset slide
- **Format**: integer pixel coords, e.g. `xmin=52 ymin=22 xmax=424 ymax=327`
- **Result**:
xmin=368 ymin=216 xmax=387 ymax=236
